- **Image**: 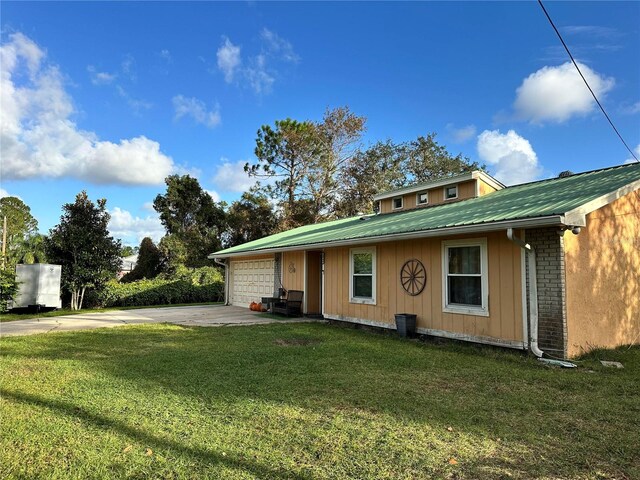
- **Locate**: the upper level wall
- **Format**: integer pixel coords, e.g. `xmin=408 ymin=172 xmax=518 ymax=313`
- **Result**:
xmin=379 ymin=179 xmax=481 ymax=214
xmin=564 ymin=190 xmax=640 ymax=357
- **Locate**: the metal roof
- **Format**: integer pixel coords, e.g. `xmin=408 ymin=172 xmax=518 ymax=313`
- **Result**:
xmin=211 ymin=163 xmax=640 ymax=257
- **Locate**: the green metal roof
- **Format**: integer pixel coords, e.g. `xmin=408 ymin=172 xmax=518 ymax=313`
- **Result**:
xmin=212 ymin=163 xmax=640 ymax=256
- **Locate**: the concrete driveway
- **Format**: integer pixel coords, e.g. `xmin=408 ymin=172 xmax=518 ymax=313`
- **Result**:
xmin=0 ymin=305 xmax=315 ymax=338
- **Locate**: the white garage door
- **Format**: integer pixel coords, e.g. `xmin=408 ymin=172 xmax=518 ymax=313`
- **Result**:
xmin=230 ymin=259 xmax=275 ymax=308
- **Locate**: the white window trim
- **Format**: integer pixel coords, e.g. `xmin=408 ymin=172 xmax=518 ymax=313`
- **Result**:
xmin=392 ymin=196 xmax=403 ymax=210
xmin=349 ymin=247 xmax=376 ymax=305
xmin=416 ymin=191 xmax=429 ymax=205
xmin=441 ymin=238 xmax=488 ymax=316
xmin=444 ymin=185 xmax=458 ymax=201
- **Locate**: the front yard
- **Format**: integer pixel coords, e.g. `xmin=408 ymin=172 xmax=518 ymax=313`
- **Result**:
xmin=1 ymin=323 xmax=638 ymax=479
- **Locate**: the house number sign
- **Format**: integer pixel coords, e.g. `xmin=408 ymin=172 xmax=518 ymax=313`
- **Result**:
xmin=400 ymin=259 xmax=426 ymax=296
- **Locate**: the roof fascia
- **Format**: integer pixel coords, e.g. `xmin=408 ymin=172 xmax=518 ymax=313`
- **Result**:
xmin=209 ymin=215 xmax=565 ymax=258
xmin=563 ymin=178 xmax=640 ymax=226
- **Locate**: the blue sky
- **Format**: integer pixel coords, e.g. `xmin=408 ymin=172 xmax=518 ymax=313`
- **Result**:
xmin=1 ymin=1 xmax=639 ymax=246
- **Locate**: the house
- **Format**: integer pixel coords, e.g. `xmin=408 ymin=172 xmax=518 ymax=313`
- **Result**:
xmin=209 ymin=164 xmax=640 ymax=359
xmin=117 ymin=253 xmax=138 ymax=279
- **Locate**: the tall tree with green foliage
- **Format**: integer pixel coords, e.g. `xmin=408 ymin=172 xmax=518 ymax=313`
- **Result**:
xmin=404 ymin=133 xmax=483 ymax=182
xmin=246 ymin=107 xmax=366 ymax=228
xmin=153 ymin=175 xmax=226 ymax=268
xmin=0 ymin=196 xmax=41 ymax=270
xmin=121 ymin=237 xmax=162 ymax=283
xmin=45 ymin=191 xmax=122 ymax=310
xmin=224 ymin=192 xmax=278 ymax=248
xmin=335 ymin=140 xmax=407 ymax=217
xmin=246 ymin=118 xmax=319 ymax=230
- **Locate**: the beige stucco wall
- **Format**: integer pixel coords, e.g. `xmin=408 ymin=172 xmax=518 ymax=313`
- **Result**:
xmin=564 ymin=191 xmax=640 ymax=357
xmin=323 ymin=231 xmax=525 ymax=346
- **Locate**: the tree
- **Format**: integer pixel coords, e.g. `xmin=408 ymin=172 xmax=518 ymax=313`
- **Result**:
xmin=246 ymin=118 xmax=319 ymax=230
xmin=305 ymin=106 xmax=366 ymax=221
xmin=121 ymin=237 xmax=162 ymax=282
xmin=404 ymin=133 xmax=483 ymax=183
xmin=120 ymin=245 xmax=139 ymax=257
xmin=247 ymin=107 xmax=366 ymax=228
xmin=224 ymin=192 xmax=278 ymax=248
xmin=335 ymin=134 xmax=484 ymax=217
xmin=45 ymin=191 xmax=122 ymax=310
xmin=153 ymin=175 xmax=226 ymax=268
xmin=0 ymin=196 xmax=40 ymax=270
xmin=335 ymin=140 xmax=406 ymax=216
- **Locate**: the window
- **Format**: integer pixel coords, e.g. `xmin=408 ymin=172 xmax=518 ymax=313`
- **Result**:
xmin=350 ymin=247 xmax=376 ymax=304
xmin=416 ymin=191 xmax=429 ymax=205
xmin=392 ymin=197 xmax=403 ymax=209
xmin=444 ymin=185 xmax=458 ymax=200
xmin=442 ymin=239 xmax=488 ymax=316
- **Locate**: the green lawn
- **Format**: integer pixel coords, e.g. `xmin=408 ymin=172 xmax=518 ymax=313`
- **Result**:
xmin=0 ymin=302 xmax=222 ymax=322
xmin=1 ymin=323 xmax=638 ymax=479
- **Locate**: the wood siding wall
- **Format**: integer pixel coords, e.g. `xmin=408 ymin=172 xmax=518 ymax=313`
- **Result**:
xmin=479 ymin=179 xmax=498 ymax=196
xmin=564 ymin=191 xmax=640 ymax=357
xmin=379 ymin=180 xmax=478 ymax=213
xmin=282 ymin=251 xmax=305 ymax=292
xmin=323 ymin=231 xmax=524 ymax=344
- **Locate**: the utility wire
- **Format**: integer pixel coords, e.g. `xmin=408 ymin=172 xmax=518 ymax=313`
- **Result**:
xmin=537 ymin=0 xmax=639 ymax=163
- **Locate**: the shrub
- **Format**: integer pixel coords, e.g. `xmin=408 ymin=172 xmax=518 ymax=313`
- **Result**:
xmin=92 ymin=270 xmax=224 ymax=308
xmin=0 ymin=269 xmax=19 ymax=313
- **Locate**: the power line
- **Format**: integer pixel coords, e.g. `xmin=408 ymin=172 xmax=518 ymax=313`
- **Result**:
xmin=537 ymin=0 xmax=639 ymax=163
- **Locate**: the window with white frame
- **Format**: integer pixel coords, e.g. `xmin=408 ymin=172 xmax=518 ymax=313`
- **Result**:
xmin=392 ymin=197 xmax=403 ymax=209
xmin=416 ymin=191 xmax=428 ymax=205
xmin=442 ymin=239 xmax=488 ymax=315
xmin=350 ymin=247 xmax=376 ymax=304
xmin=444 ymin=185 xmax=458 ymax=200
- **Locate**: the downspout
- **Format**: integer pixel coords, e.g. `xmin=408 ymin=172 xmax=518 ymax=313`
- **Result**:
xmin=214 ymin=257 xmax=229 ymax=306
xmin=507 ymin=228 xmax=544 ymax=358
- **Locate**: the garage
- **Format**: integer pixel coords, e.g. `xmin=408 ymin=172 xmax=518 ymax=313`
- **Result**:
xmin=229 ymin=258 xmax=275 ymax=307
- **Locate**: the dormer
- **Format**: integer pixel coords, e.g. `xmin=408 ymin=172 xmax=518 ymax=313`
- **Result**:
xmin=374 ymin=170 xmax=504 ymax=214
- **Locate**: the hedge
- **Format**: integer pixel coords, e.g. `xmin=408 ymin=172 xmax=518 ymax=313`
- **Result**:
xmin=95 ymin=277 xmax=224 ymax=308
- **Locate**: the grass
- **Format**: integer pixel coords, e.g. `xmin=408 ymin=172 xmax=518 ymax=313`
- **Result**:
xmin=1 ymin=323 xmax=638 ymax=479
xmin=0 ymin=302 xmax=222 ymax=322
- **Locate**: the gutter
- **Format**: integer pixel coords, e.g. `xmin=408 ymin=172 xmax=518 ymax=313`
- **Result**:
xmin=507 ymin=228 xmax=544 ymax=358
xmin=213 ymin=257 xmax=230 ymax=306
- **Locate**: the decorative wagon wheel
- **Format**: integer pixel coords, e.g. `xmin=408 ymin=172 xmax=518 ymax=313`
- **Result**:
xmin=400 ymin=259 xmax=427 ymax=296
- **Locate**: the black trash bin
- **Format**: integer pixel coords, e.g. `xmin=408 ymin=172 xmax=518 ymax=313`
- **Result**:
xmin=395 ymin=313 xmax=417 ymax=338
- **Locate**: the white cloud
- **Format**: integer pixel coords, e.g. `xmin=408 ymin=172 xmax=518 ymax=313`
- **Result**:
xmin=0 ymin=188 xmax=21 ymax=200
xmin=116 ymin=85 xmax=153 ymax=115
xmin=477 ymin=129 xmax=542 ymax=185
xmin=206 ymin=189 xmax=221 ymax=202
xmin=217 ymin=37 xmax=241 ymax=83
xmin=446 ymin=123 xmax=477 ymax=143
xmin=514 ymin=62 xmax=614 ymax=123
xmin=172 ymin=95 xmax=221 ymax=128
xmin=108 ymin=207 xmax=165 ymax=244
xmin=121 ymin=54 xmax=136 ymax=81
xmin=212 ymin=159 xmax=255 ymax=193
xmin=216 ymin=30 xmax=298 ymax=95
xmin=0 ymin=32 xmax=175 ymax=185
xmin=87 ymin=65 xmax=116 ymax=85
xmin=142 ymin=201 xmax=156 ymax=212
xmin=261 ymin=28 xmax=299 ymax=63
xmin=159 ymin=49 xmax=172 ymax=62
xmin=245 ymin=54 xmax=274 ymax=95
xmin=620 ymin=101 xmax=640 ymax=115
xmin=624 ymin=144 xmax=640 ymax=164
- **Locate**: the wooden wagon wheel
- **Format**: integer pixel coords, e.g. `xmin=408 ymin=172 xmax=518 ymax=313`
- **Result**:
xmin=400 ymin=259 xmax=426 ymax=296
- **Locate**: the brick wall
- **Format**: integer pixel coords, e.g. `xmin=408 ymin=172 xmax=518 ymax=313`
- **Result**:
xmin=525 ymin=227 xmax=567 ymax=358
